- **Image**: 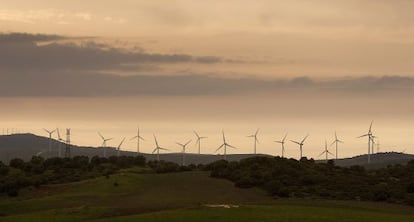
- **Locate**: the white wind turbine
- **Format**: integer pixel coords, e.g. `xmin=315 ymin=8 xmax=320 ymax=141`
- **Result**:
xmin=247 ymin=128 xmax=260 ymax=154
xmin=98 ymin=132 xmax=113 ymax=158
xmin=43 ymin=128 xmax=56 ymax=157
xmin=117 ymin=137 xmax=126 ymax=157
xmin=176 ymin=140 xmax=192 ymax=166
xmin=358 ymin=121 xmax=374 ymax=164
xmin=331 ymin=131 xmax=344 ymax=160
xmin=215 ymin=130 xmax=237 ymax=160
xmin=56 ymin=128 xmax=65 ymax=158
xmin=290 ymin=134 xmax=309 ymax=160
xmin=194 ymin=131 xmax=207 ymax=155
xmin=274 ymin=133 xmax=288 ymax=158
xmin=152 ymin=135 xmax=169 ymax=161
xmin=131 ymin=127 xmax=145 ymax=155
xmin=319 ymin=140 xmax=334 ymax=162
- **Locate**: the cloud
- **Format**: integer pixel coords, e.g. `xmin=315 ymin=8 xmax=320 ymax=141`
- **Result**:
xmin=0 ymin=32 xmax=224 ymax=72
xmin=0 ymin=32 xmax=65 ymax=42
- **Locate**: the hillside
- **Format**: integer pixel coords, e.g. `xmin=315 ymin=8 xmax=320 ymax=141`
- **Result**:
xmin=333 ymin=152 xmax=414 ymax=169
xmin=1 ymin=134 xmax=413 ymax=168
xmin=0 ymin=134 xmax=268 ymax=164
xmin=0 ymin=170 xmax=413 ymax=222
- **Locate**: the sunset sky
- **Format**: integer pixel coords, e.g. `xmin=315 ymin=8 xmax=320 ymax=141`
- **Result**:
xmin=1 ymin=0 xmax=414 ymax=158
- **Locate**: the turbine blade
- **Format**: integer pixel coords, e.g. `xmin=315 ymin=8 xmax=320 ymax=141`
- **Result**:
xmin=282 ymin=133 xmax=288 ymax=142
xmin=215 ymin=144 xmax=225 ymax=152
xmin=118 ymin=138 xmax=125 ymax=149
xmin=130 ymin=135 xmax=138 ymax=140
xmin=185 ymin=140 xmax=192 ymax=146
xmin=153 ymin=135 xmax=159 ymax=147
xmin=301 ymin=134 xmax=309 ymax=143
xmin=255 ymin=128 xmax=260 ymax=136
xmin=139 ymin=136 xmax=145 ymax=141
xmin=357 ymin=134 xmax=368 ymax=138
xmin=193 ymin=131 xmax=200 ymax=138
xmin=98 ymin=132 xmax=104 ymax=140
xmin=152 ymin=148 xmax=158 ymax=154
xmin=318 ymin=151 xmax=325 ymax=157
xmin=227 ymin=144 xmax=237 ymax=149
xmin=56 ymin=128 xmax=61 ymax=139
xmin=290 ymin=140 xmax=300 ymax=145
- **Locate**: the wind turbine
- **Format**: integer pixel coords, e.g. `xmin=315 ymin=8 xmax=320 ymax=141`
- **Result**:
xmin=247 ymin=128 xmax=260 ymax=154
xmin=98 ymin=132 xmax=113 ymax=158
xmin=43 ymin=128 xmax=56 ymax=157
xmin=274 ymin=133 xmax=288 ymax=158
xmin=56 ymin=128 xmax=65 ymax=158
xmin=330 ymin=131 xmax=344 ymax=160
xmin=131 ymin=127 xmax=145 ymax=155
xmin=215 ymin=130 xmax=236 ymax=160
xmin=152 ymin=135 xmax=169 ymax=161
xmin=194 ymin=131 xmax=207 ymax=154
xmin=319 ymin=140 xmax=334 ymax=162
xmin=290 ymin=134 xmax=309 ymax=160
xmin=358 ymin=121 xmax=374 ymax=164
xmin=176 ymin=140 xmax=192 ymax=166
xmin=117 ymin=138 xmax=126 ymax=157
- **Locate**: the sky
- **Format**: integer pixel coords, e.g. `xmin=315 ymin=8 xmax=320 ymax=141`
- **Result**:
xmin=1 ymin=0 xmax=414 ymax=158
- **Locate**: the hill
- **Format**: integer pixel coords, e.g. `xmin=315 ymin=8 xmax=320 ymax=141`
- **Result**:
xmin=332 ymin=152 xmax=414 ymax=169
xmin=1 ymin=134 xmax=413 ymax=168
xmin=0 ymin=170 xmax=413 ymax=222
xmin=0 ymin=134 xmax=268 ymax=164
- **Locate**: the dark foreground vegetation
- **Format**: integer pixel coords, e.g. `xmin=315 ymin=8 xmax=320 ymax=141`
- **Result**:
xmin=2 ymin=154 xmax=414 ymax=207
xmin=0 ymin=155 xmax=197 ymax=197
xmin=206 ymin=157 xmax=414 ymax=206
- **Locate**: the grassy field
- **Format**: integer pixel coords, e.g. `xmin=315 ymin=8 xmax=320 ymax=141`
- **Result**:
xmin=0 ymin=168 xmax=413 ymax=222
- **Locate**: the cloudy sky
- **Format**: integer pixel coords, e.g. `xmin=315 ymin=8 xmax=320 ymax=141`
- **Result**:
xmin=1 ymin=0 xmax=414 ymax=158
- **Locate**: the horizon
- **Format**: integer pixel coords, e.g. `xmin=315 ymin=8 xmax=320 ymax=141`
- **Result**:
xmin=1 ymin=1 xmax=414 ymax=159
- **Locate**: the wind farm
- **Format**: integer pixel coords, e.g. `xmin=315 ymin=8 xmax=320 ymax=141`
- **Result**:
xmin=2 ymin=1 xmax=414 ymax=221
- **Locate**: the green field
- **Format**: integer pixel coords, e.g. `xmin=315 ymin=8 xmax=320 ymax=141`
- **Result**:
xmin=0 ymin=169 xmax=413 ymax=222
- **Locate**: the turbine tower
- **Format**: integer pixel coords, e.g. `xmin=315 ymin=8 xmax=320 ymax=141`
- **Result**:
xmin=215 ymin=130 xmax=236 ymax=160
xmin=331 ymin=131 xmax=344 ymax=160
xmin=358 ymin=121 xmax=374 ymax=164
xmin=56 ymin=128 xmax=65 ymax=158
xmin=247 ymin=128 xmax=260 ymax=154
xmin=176 ymin=140 xmax=192 ymax=166
xmin=152 ymin=135 xmax=169 ymax=161
xmin=43 ymin=128 xmax=56 ymax=157
xmin=319 ymin=140 xmax=334 ymax=162
xmin=117 ymin=138 xmax=126 ymax=157
xmin=131 ymin=127 xmax=145 ymax=155
xmin=274 ymin=133 xmax=288 ymax=158
xmin=194 ymin=131 xmax=207 ymax=155
xmin=98 ymin=132 xmax=113 ymax=158
xmin=290 ymin=134 xmax=309 ymax=160
xmin=65 ymin=128 xmax=71 ymax=158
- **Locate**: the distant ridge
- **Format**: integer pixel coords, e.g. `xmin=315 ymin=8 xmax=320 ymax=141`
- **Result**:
xmin=0 ymin=134 xmax=413 ymax=168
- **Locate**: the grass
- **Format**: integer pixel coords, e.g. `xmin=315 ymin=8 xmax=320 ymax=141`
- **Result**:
xmin=0 ymin=169 xmax=413 ymax=222
xmin=91 ymin=205 xmax=414 ymax=222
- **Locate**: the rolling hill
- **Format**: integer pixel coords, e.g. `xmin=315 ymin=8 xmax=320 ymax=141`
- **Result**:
xmin=0 ymin=134 xmax=413 ymax=168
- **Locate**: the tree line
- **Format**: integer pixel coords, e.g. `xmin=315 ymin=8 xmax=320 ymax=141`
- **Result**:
xmin=205 ymin=156 xmax=414 ymax=206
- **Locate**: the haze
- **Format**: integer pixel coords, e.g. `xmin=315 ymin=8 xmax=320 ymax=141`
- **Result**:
xmin=1 ymin=0 xmax=414 ymax=158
